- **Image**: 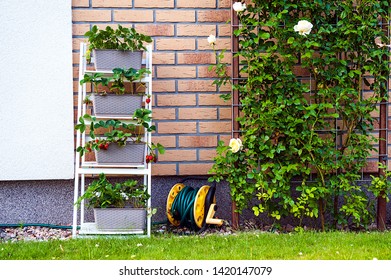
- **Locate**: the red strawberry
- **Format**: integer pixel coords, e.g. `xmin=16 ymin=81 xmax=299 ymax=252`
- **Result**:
xmin=104 ymin=143 xmax=109 ymax=150
xmin=95 ymin=139 xmax=99 ymax=143
xmin=146 ymin=98 xmax=151 ymax=104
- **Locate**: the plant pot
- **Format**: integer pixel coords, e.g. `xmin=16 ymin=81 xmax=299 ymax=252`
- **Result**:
xmin=93 ymin=49 xmax=143 ymax=71
xmin=92 ymin=94 xmax=143 ymax=117
xmin=94 ymin=208 xmax=146 ymax=231
xmin=95 ymin=142 xmax=145 ymax=165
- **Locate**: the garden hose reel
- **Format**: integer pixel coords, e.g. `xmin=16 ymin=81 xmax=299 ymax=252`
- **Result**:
xmin=166 ymin=180 xmax=224 ymax=230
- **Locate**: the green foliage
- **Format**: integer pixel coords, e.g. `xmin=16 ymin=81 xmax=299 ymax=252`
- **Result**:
xmin=74 ymin=173 xmax=149 ymax=209
xmin=80 ymin=67 xmax=150 ymax=98
xmin=75 ymin=111 xmax=164 ymax=160
xmin=209 ymin=0 xmax=390 ymax=230
xmin=84 ymin=25 xmax=152 ymax=60
xmin=368 ymin=163 xmax=391 ymax=202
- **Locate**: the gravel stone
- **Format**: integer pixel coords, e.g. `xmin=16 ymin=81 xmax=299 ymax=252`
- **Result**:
xmin=0 ymin=226 xmax=73 ymax=242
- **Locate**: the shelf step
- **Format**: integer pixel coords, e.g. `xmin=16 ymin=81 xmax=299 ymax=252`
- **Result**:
xmin=78 ymin=222 xmax=145 ymax=235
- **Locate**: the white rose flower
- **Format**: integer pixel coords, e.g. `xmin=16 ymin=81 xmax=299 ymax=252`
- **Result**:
xmin=375 ymin=37 xmax=391 ymax=48
xmin=207 ymin=34 xmax=216 ymax=45
xmin=233 ymin=2 xmax=246 ymax=12
xmin=121 ymin=192 xmax=129 ymax=200
xmin=229 ymin=138 xmax=243 ymax=153
xmin=294 ymin=20 xmax=313 ymax=36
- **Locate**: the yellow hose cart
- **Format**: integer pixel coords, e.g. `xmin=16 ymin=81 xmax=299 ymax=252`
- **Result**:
xmin=166 ymin=177 xmax=223 ymax=232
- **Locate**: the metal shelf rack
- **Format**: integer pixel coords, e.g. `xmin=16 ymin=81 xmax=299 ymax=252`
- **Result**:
xmin=72 ymin=43 xmax=153 ymax=237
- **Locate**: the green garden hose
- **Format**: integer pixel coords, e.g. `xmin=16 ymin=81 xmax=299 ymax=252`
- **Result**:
xmin=0 ymin=223 xmax=78 ymax=229
xmin=170 ymin=186 xmax=199 ymax=228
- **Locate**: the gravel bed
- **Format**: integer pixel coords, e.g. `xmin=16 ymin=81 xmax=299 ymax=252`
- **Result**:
xmin=0 ymin=220 xmax=257 ymax=242
xmin=0 ymin=226 xmax=73 ymax=242
xmin=1 ymin=220 xmax=386 ymax=242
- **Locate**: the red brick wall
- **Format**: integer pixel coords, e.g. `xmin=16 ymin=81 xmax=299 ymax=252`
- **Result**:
xmin=72 ymin=0 xmax=233 ymax=176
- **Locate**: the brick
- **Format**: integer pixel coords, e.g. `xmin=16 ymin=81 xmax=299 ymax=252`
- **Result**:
xmin=177 ymin=52 xmax=215 ymax=64
xmin=72 ymin=0 xmax=89 ymax=7
xmin=73 ymin=65 xmax=79 ymax=77
xmin=157 ymin=94 xmax=196 ymax=106
xmin=159 ymin=149 xmax=197 ymax=162
xmin=73 ymin=10 xmax=111 ymax=22
xmin=198 ymin=66 xmax=215 ymax=78
xmin=178 ymin=80 xmax=216 ymax=92
xmin=92 ymin=0 xmax=132 ymax=7
xmin=73 ymin=24 xmax=90 ymax=36
xmin=153 ymin=80 xmax=176 ymax=92
xmin=199 ymin=121 xmax=231 ymax=133
xmin=158 ymin=122 xmax=197 ymax=134
xmin=177 ymin=0 xmax=216 ymax=8
xmin=219 ymin=107 xmax=232 ymax=119
xmin=153 ymin=108 xmax=176 ymax=120
xmin=179 ymin=108 xmax=217 ymax=120
xmin=179 ymin=163 xmax=214 ymax=175
xmin=156 ymin=10 xmax=195 ymax=22
xmin=151 ymin=135 xmax=177 ymax=148
xmin=218 ymin=0 xmax=232 ymax=8
xmin=153 ymin=52 xmax=175 ymax=65
xmin=199 ymin=149 xmax=217 ymax=161
xmin=219 ymin=135 xmax=232 ymax=145
xmin=220 ymin=51 xmax=232 ymax=63
xmin=177 ymin=24 xmax=216 ymax=37
xmin=72 ymin=38 xmax=85 ymax=51
xmin=219 ymin=83 xmax=232 ymax=92
xmin=156 ymin=38 xmax=196 ymax=51
xmin=134 ymin=0 xmax=174 ymax=8
xmin=198 ymin=10 xmax=230 ymax=22
xmin=73 ymin=52 xmax=81 ymax=65
xmin=134 ymin=24 xmax=175 ymax=36
xmin=218 ymin=24 xmax=231 ymax=36
xmin=198 ymin=37 xmax=231 ymax=50
xmin=179 ymin=136 xmax=217 ymax=147
xmin=199 ymin=93 xmax=231 ymax=106
xmin=114 ymin=10 xmax=154 ymax=22
xmin=198 ymin=65 xmax=232 ymax=78
xmin=152 ymin=164 xmax=177 ymax=176
xmin=362 ymin=161 xmax=378 ymax=173
xmin=157 ymin=66 xmax=196 ymax=78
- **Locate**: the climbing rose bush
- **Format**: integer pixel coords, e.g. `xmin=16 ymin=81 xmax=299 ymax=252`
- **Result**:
xmin=209 ymin=0 xmax=390 ymax=231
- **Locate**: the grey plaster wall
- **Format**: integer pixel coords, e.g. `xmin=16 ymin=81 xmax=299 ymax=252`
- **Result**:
xmin=1 ymin=176 xmax=390 ymax=228
xmin=0 ymin=176 xmax=237 ymax=226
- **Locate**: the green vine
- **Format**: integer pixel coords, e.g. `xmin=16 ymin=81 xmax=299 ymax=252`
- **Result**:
xmin=209 ymin=0 xmax=390 ymax=230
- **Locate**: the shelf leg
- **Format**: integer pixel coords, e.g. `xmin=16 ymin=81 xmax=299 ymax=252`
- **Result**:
xmin=72 ymin=175 xmax=79 ymax=237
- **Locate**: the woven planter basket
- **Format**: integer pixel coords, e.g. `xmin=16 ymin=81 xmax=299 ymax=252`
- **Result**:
xmin=93 ymin=49 xmax=143 ymax=71
xmin=94 ymin=208 xmax=146 ymax=231
xmin=95 ymin=142 xmax=145 ymax=165
xmin=92 ymin=94 xmax=143 ymax=117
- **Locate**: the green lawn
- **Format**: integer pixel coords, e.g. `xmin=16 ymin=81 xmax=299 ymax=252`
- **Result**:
xmin=1 ymin=230 xmax=391 ymax=260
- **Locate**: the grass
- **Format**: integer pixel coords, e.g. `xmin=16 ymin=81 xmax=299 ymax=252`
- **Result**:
xmin=1 ymin=230 xmax=391 ymax=260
